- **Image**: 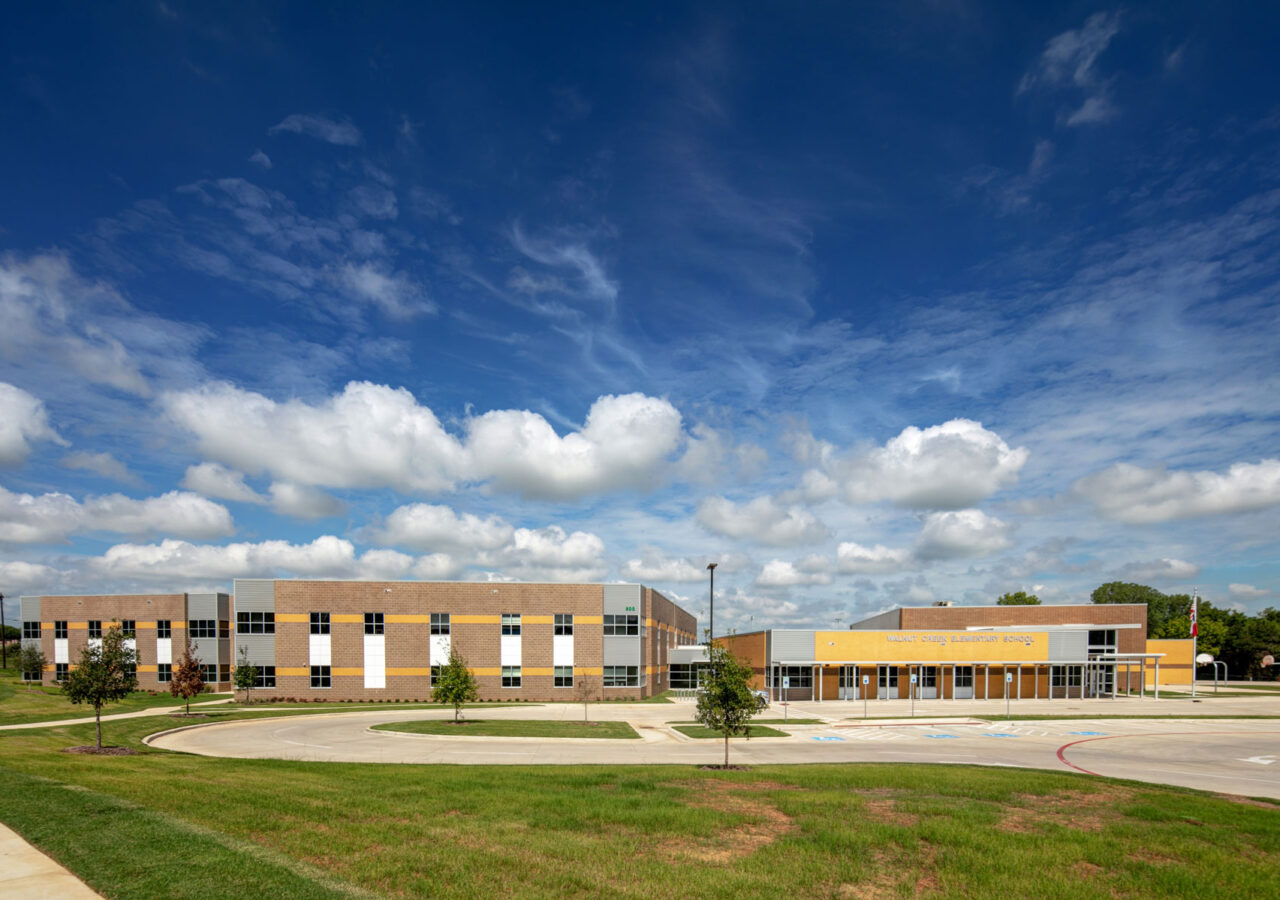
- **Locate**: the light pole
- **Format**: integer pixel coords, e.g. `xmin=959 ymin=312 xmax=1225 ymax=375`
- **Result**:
xmin=706 ymin=563 xmax=717 ymax=644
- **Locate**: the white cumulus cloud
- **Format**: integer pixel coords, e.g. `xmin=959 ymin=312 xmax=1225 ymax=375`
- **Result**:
xmin=696 ymin=495 xmax=829 ymax=547
xmin=1117 ymin=558 xmax=1200 ymax=582
xmin=0 ymin=382 xmax=66 ymax=465
xmin=0 ymin=486 xmax=233 ymax=544
xmin=915 ymin=509 xmax=1012 ymax=560
xmin=756 ymin=559 xmax=833 ymax=587
xmin=835 ymin=541 xmax=912 ymax=574
xmin=1073 ymin=459 xmax=1280 ymax=523
xmin=182 ymin=462 xmax=264 ymax=503
xmin=267 ymin=482 xmax=346 ymax=520
xmin=1228 ymin=583 xmax=1269 ymax=599
xmin=0 ymin=559 xmax=59 ymax=592
xmin=374 ymin=503 xmax=514 ymax=554
xmin=618 ymin=553 xmax=707 ymax=583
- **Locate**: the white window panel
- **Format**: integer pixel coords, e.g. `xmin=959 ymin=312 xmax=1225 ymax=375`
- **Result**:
xmin=364 ymin=634 xmax=385 ymax=689
xmin=500 ymin=634 xmax=521 ymax=666
xmin=156 ymin=638 xmax=171 ymax=665
xmin=55 ymin=638 xmax=68 ymax=665
xmin=429 ymin=634 xmax=451 ymax=665
xmin=553 ymin=634 xmax=574 ymax=667
xmin=309 ymin=633 xmax=331 ymax=666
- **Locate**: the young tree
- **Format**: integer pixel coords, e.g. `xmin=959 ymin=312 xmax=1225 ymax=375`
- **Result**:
xmin=61 ymin=624 xmax=138 ymax=750
xmin=432 ymin=647 xmax=478 ymax=722
xmin=695 ymin=642 xmax=759 ymax=768
xmin=19 ymin=642 xmax=48 ymax=688
xmin=996 ymin=591 xmax=1040 ymax=605
xmin=170 ymin=637 xmax=205 ymax=716
xmin=233 ymin=645 xmax=258 ymax=705
xmin=574 ymin=674 xmax=599 ymax=724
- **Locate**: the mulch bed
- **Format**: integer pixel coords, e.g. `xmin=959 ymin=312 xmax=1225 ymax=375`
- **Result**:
xmin=168 ymin=713 xmax=210 ymax=718
xmin=63 ymin=746 xmax=139 ymax=756
xmin=698 ymin=764 xmax=752 ymax=771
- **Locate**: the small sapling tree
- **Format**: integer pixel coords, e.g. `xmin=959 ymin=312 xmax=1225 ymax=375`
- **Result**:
xmin=233 ymin=646 xmax=258 ymax=705
xmin=694 ymin=642 xmax=759 ymax=768
xmin=61 ymin=623 xmax=138 ymax=750
xmin=19 ymin=642 xmax=47 ymax=689
xmin=574 ymin=673 xmax=599 ymax=724
xmin=170 ymin=637 xmax=205 ymax=715
xmin=432 ymin=647 xmax=478 ymax=722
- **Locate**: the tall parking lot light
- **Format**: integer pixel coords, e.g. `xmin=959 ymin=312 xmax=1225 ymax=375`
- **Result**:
xmin=706 ymin=563 xmax=717 ymax=644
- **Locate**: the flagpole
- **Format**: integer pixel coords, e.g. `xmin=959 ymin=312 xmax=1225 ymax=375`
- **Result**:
xmin=1190 ymin=589 xmax=1197 ymax=698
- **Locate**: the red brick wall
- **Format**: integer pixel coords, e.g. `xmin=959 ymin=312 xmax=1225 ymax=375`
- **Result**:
xmin=899 ymin=604 xmax=1148 ymax=651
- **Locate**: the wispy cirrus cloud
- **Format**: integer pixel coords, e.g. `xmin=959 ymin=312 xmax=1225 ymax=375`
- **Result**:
xmin=1018 ymin=11 xmax=1123 ymax=126
xmin=268 ymin=113 xmax=363 ymax=146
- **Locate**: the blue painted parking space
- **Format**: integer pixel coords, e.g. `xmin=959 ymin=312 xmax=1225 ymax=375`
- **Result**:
xmin=1068 ymin=731 xmax=1108 ymax=736
xmin=982 ymin=733 xmax=1018 ymax=738
xmin=811 ymin=736 xmax=845 ymax=742
xmin=924 ymin=734 xmax=959 ymax=739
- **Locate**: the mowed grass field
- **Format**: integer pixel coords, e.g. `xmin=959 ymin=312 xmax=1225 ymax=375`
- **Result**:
xmin=373 ymin=719 xmax=641 ymax=739
xmin=0 ymin=712 xmax=1278 ymax=898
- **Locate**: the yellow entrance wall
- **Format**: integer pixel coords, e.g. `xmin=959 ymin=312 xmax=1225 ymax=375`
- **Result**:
xmin=1145 ymin=639 xmax=1193 ymax=685
xmin=813 ymin=630 xmax=1050 ymax=663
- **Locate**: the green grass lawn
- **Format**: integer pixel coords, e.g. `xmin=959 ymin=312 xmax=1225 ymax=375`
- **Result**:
xmin=669 ymin=718 xmax=825 ymax=726
xmin=373 ymin=719 xmax=641 ymax=739
xmin=0 ymin=713 xmax=1277 ymax=897
xmin=673 ymin=724 xmax=790 ymax=739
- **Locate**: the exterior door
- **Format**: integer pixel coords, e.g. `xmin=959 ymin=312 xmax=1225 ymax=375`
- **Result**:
xmin=838 ymin=665 xmax=857 ymax=700
xmin=953 ymin=665 xmax=974 ymax=699
xmin=919 ymin=666 xmax=938 ymax=699
xmin=877 ymin=665 xmax=898 ymax=699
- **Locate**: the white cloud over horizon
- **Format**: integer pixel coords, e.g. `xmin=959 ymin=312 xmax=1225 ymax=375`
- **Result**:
xmin=0 ymin=486 xmax=234 ymax=544
xmin=1073 ymin=459 xmax=1280 ymax=523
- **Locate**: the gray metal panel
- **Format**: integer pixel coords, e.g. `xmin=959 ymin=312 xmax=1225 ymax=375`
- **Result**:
xmin=193 ymin=640 xmax=220 ymax=665
xmin=234 ymin=579 xmax=275 ymax=612
xmin=669 ymin=645 xmax=708 ymax=665
xmin=770 ymin=630 xmax=815 ymax=663
xmin=20 ymin=596 xmax=40 ymax=621
xmin=848 ymin=609 xmax=901 ymax=630
xmin=234 ymin=635 xmax=276 ymax=666
xmin=603 ymin=583 xmax=641 ymax=615
xmin=1049 ymin=631 xmax=1087 ymax=662
xmin=187 ymin=593 xmax=221 ymax=619
xmin=603 ymin=635 xmax=640 ymax=666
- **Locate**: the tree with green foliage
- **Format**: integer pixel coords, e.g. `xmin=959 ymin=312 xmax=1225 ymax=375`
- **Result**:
xmin=432 ymin=647 xmax=478 ymax=722
xmin=233 ymin=645 xmax=258 ymax=705
xmin=18 ymin=642 xmax=47 ymax=687
xmin=170 ymin=637 xmax=205 ymax=715
xmin=997 ymin=591 xmax=1040 ymax=605
xmin=61 ymin=624 xmax=137 ymax=749
xmin=695 ymin=642 xmax=759 ymax=768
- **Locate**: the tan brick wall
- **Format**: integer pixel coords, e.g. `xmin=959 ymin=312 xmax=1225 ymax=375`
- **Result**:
xmin=37 ymin=594 xmax=191 ymax=691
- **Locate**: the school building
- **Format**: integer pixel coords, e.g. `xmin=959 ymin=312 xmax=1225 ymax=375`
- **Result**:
xmin=719 ymin=603 xmax=1194 ymax=702
xmin=18 ymin=580 xmax=697 ymax=701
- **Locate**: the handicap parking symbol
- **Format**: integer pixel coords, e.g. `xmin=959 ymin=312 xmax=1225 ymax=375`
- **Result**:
xmin=812 ymin=736 xmax=845 ymax=742
xmin=982 ymin=733 xmax=1018 ymax=738
xmin=1068 ymin=731 xmax=1107 ymax=736
xmin=924 ymin=734 xmax=959 ymax=739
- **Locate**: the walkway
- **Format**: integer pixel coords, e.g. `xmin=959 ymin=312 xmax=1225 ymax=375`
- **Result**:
xmin=0 ymin=823 xmax=99 ymax=899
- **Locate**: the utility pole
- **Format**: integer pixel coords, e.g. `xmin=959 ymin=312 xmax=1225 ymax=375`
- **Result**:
xmin=1 ymin=592 xmax=6 ymax=670
xmin=705 ymin=563 xmax=717 ymax=644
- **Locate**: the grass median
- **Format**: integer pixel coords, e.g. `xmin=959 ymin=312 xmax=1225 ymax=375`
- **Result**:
xmin=672 ymin=724 xmax=789 ymax=739
xmin=372 ymin=719 xmax=640 ymax=739
xmin=1 ymin=712 xmax=1278 ymax=897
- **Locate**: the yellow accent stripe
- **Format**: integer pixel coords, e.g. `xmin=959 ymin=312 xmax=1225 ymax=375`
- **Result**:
xmin=331 ymin=614 xmax=364 ymax=624
xmin=68 ymin=622 xmax=87 ymax=630
xmin=387 ymin=667 xmax=433 ymax=676
xmin=469 ymin=667 xmax=500 ymax=676
xmin=453 ymin=615 xmax=499 ymax=624
xmin=276 ymin=667 xmax=308 ymax=677
xmin=523 ymin=667 xmax=553 ymax=676
xmin=41 ymin=622 xmax=52 ymax=630
xmin=645 ymin=618 xmax=655 ymax=627
xmin=137 ymin=665 xmax=158 ymax=673
xmin=575 ymin=666 xmax=603 ymax=676
xmin=386 ymin=614 xmax=431 ymax=624
xmin=576 ymin=616 xmax=603 ymax=625
xmin=276 ymin=613 xmax=308 ymax=623
xmin=332 ymin=667 xmax=363 ymax=676
xmin=136 ymin=622 xmax=156 ymax=630
xmin=172 ymin=622 xmax=186 ymax=629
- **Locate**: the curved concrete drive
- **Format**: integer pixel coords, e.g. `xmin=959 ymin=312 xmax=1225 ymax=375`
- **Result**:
xmin=149 ymin=695 xmax=1280 ymax=800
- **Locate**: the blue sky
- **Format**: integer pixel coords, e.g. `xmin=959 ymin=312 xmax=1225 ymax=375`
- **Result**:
xmin=2 ymin=2 xmax=1278 ymax=630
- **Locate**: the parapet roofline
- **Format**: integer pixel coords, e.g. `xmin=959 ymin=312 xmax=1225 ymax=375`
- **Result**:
xmin=893 ymin=602 xmax=1148 ymax=610
xmin=234 ymin=578 xmax=649 ymax=587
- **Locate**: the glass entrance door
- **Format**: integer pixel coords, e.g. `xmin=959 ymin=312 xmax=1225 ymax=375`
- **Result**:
xmin=838 ymin=665 xmax=858 ymax=700
xmin=877 ymin=665 xmax=898 ymax=699
xmin=919 ymin=666 xmax=938 ymax=699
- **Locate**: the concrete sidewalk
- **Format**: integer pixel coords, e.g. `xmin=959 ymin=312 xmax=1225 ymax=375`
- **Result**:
xmin=0 ymin=823 xmax=99 ymax=899
xmin=0 ymin=697 xmax=234 ymax=731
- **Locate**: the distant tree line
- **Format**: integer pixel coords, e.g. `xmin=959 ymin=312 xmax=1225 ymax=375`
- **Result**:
xmin=1092 ymin=581 xmax=1280 ymax=680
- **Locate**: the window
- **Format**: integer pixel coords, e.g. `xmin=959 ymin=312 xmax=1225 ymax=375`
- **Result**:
xmin=88 ymin=620 xmax=101 ymax=639
xmin=364 ymin=612 xmax=384 ymax=635
xmin=200 ymin=664 xmax=218 ymax=683
xmin=1051 ymin=665 xmax=1083 ymax=688
xmin=954 ymin=666 xmax=974 ymax=688
xmin=768 ymin=666 xmax=813 ymax=688
xmin=603 ymin=614 xmax=638 ymax=636
xmin=501 ymin=614 xmax=520 ymax=636
xmin=554 ymin=666 xmax=573 ymax=688
xmin=157 ymin=664 xmax=172 ymax=683
xmin=124 ymin=664 xmax=136 ymax=680
xmin=55 ymin=663 xmax=68 ymax=681
xmin=603 ymin=666 xmax=639 ymax=687
xmin=55 ymin=621 xmax=67 ymax=639
xmin=310 ymin=666 xmax=331 ymax=689
xmin=310 ymin=612 xmax=330 ymax=635
xmin=430 ymin=665 xmax=441 ymax=686
xmin=157 ymin=620 xmax=171 ymax=639
xmin=220 ymin=664 xmax=231 ymax=683
xmin=554 ymin=614 xmax=573 ymax=635
xmin=22 ymin=621 xmax=40 ymax=640
xmin=253 ymin=667 xmax=276 ymax=689
xmin=430 ymin=613 xmax=450 ymax=635
xmin=189 ymin=620 xmax=217 ymax=638
xmin=220 ymin=621 xmax=231 ymax=639
xmin=501 ymin=666 xmax=521 ymax=687
xmin=120 ymin=620 xmax=136 ymax=637
xmin=237 ymin=611 xmax=275 ymax=634
xmin=669 ymin=663 xmax=706 ymax=690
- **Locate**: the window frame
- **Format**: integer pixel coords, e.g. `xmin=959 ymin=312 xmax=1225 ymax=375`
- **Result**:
xmin=156 ymin=620 xmax=171 ymax=639
xmin=554 ymin=614 xmax=573 ymax=636
xmin=430 ymin=613 xmax=450 ymax=635
xmin=189 ymin=620 xmax=217 ymax=639
xmin=602 ymin=614 xmax=638 ymax=636
xmin=253 ymin=666 xmax=276 ymax=689
xmin=55 ymin=663 xmax=68 ymax=681
xmin=310 ymin=612 xmax=330 ymax=635
xmin=22 ymin=621 xmax=40 ymax=640
xmin=602 ymin=665 xmax=639 ymax=687
xmin=157 ymin=663 xmax=172 ymax=683
xmin=554 ymin=665 xmax=573 ymax=688
xmin=310 ymin=665 xmax=331 ymax=689
xmin=501 ymin=613 xmax=521 ymax=636
xmin=119 ymin=620 xmax=136 ymax=638
xmin=501 ymin=665 xmax=522 ymax=688
xmin=200 ymin=664 xmax=218 ymax=684
xmin=236 ymin=611 xmax=276 ymax=635
xmin=55 ymin=621 xmax=68 ymax=640
xmin=87 ymin=620 xmax=102 ymax=639
xmin=364 ymin=612 xmax=384 ymax=636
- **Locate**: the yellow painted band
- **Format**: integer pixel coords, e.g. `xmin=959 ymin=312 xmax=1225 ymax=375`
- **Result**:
xmin=136 ymin=622 xmax=156 ymax=630
xmin=469 ymin=667 xmax=500 ymax=676
xmin=575 ymin=666 xmax=603 ymax=676
xmin=276 ymin=613 xmax=308 ymax=623
xmin=276 ymin=667 xmax=308 ymax=677
xmin=172 ymin=622 xmax=186 ymax=629
xmin=331 ymin=614 xmax=364 ymax=624
xmin=137 ymin=665 xmax=158 ymax=673
xmin=68 ymin=622 xmax=87 ymax=630
xmin=453 ymin=615 xmax=500 ymax=624
xmin=41 ymin=622 xmax=53 ymax=630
